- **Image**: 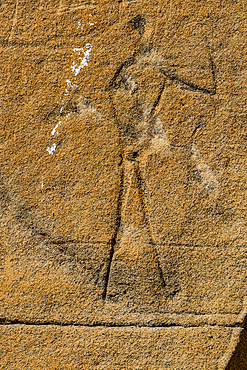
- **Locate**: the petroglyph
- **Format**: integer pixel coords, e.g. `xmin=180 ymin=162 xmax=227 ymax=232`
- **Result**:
xmin=1 ymin=2 xmax=247 ymax=345
xmin=103 ymin=42 xmax=217 ymax=300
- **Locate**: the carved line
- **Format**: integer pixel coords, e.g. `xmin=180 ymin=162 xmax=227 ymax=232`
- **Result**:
xmin=161 ymin=70 xmax=216 ymax=95
xmin=109 ymin=50 xmax=216 ymax=96
xmin=38 ymin=238 xmax=247 ymax=249
xmin=102 ymin=91 xmax=126 ymax=300
xmin=217 ymin=328 xmax=244 ymax=370
xmin=207 ymin=44 xmax=217 ymax=93
xmin=217 ymin=297 xmax=247 ymax=368
xmin=102 ymin=162 xmax=125 ymax=300
xmin=237 ymin=296 xmax=247 ymax=325
xmin=1 ymin=308 xmax=246 ymax=327
xmin=102 ymin=244 xmax=114 ymax=300
xmin=0 ymin=36 xmax=91 ymax=48
xmin=108 ymin=57 xmax=137 ymax=90
xmin=57 ymin=4 xmax=97 ymax=15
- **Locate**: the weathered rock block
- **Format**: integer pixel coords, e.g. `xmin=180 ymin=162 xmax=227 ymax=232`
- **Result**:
xmin=0 ymin=0 xmax=246 ymax=368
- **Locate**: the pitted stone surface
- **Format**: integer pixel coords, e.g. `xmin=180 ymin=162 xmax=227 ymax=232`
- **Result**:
xmin=0 ymin=325 xmax=240 ymax=370
xmin=0 ymin=0 xmax=247 ymax=368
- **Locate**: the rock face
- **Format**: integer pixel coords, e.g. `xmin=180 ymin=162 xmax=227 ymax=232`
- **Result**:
xmin=0 ymin=0 xmax=246 ymax=368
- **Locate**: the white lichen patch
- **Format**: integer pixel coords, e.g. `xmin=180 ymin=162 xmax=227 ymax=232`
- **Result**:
xmin=47 ymin=29 xmax=93 ymax=159
xmin=43 ymin=17 xmax=95 ymax=195
xmin=51 ymin=121 xmax=61 ymax=136
xmin=77 ymin=21 xmax=84 ymax=30
xmin=47 ymin=143 xmax=57 ymax=155
xmin=71 ymin=44 xmax=92 ymax=77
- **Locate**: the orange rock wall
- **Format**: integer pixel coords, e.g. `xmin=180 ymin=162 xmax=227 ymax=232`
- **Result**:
xmin=0 ymin=0 xmax=247 ymax=368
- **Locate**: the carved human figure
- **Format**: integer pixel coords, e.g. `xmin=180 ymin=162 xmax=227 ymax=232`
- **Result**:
xmin=102 ymin=46 xmax=216 ymax=303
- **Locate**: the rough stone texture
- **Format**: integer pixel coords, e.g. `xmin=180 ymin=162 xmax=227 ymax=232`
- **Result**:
xmin=0 ymin=0 xmax=246 ymax=368
xmin=0 ymin=325 xmax=242 ymax=369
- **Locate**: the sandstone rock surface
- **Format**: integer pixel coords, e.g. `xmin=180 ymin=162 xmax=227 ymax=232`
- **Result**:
xmin=0 ymin=0 xmax=247 ymax=368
